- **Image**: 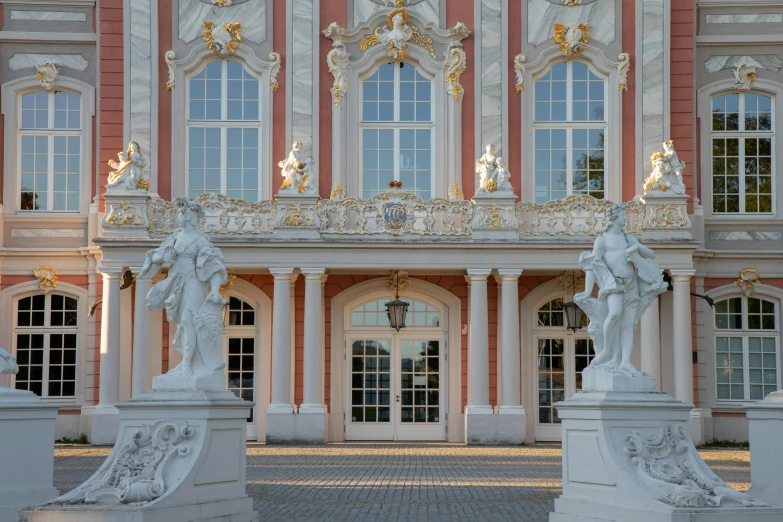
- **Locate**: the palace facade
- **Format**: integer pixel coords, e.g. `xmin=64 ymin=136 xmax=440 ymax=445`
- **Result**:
xmin=0 ymin=0 xmax=780 ymax=445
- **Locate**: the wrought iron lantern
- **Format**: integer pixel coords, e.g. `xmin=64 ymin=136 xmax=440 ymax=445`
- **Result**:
xmin=385 ymin=271 xmax=409 ymax=332
xmin=563 ymin=300 xmax=584 ymax=333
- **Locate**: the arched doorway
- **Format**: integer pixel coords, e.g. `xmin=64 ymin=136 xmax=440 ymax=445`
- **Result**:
xmin=528 ymin=294 xmax=594 ymax=441
xmin=343 ymin=291 xmax=450 ymax=441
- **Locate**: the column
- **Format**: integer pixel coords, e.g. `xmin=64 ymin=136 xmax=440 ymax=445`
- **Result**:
xmin=498 ymin=270 xmax=523 ymax=412
xmin=671 ymin=271 xmax=694 ymax=404
xmin=466 ymin=269 xmax=492 ymax=414
xmin=300 ymin=268 xmax=326 ymax=412
xmin=268 ymin=268 xmax=295 ymax=413
xmin=640 ymin=296 xmax=662 ymax=391
xmin=98 ymin=270 xmax=122 ymax=407
xmin=131 ymin=276 xmax=153 ymax=397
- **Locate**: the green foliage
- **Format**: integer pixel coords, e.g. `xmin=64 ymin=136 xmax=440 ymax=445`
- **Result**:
xmin=696 ymin=438 xmax=749 ymax=449
xmin=55 ymin=433 xmax=90 ymax=445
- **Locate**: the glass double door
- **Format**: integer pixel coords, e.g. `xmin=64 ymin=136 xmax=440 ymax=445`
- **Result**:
xmin=345 ymin=334 xmax=446 ymax=441
xmin=535 ymin=336 xmax=595 ymax=440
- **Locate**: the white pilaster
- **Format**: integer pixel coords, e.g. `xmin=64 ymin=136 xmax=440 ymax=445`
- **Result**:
xmin=466 ymin=269 xmax=492 ymax=414
xmin=92 ymin=269 xmax=122 ymax=444
xmin=671 ymin=270 xmax=695 ymax=405
xmin=268 ymin=268 xmax=295 ymax=414
xmin=300 ymin=269 xmax=327 ymax=413
xmin=131 ymin=276 xmax=153 ymax=398
xmin=498 ymin=269 xmax=523 ymax=413
xmin=640 ymin=295 xmax=662 ymax=391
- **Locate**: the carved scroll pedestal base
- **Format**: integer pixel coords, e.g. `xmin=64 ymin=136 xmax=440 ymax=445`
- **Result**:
xmin=101 ymin=192 xmax=151 ymax=238
xmin=550 ymin=391 xmax=782 ymax=522
xmin=747 ymin=391 xmax=783 ymax=506
xmin=639 ymin=193 xmax=692 ymax=241
xmin=471 ymin=194 xmax=519 ymax=241
xmin=0 ymin=388 xmax=59 ymax=521
xmin=274 ymin=193 xmax=320 ymax=239
xmin=22 ymin=390 xmax=257 ymax=522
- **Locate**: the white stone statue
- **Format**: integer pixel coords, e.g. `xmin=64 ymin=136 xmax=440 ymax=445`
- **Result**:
xmin=380 ymin=10 xmax=413 ymax=59
xmin=475 ymin=144 xmax=513 ymax=195
xmin=643 ymin=140 xmax=686 ymax=195
xmin=278 ymin=141 xmax=316 ymax=194
xmin=139 ymin=198 xmax=227 ymax=382
xmin=107 ymin=141 xmax=149 ymax=191
xmin=574 ymin=203 xmax=667 ymax=376
xmin=0 ymin=347 xmax=18 ymax=376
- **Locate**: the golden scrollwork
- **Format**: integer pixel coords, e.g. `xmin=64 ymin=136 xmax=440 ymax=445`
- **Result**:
xmin=33 ymin=266 xmax=57 ymax=293
xmin=148 ymin=193 xmax=276 ymax=235
xmin=516 ymin=195 xmax=644 ymax=236
xmin=478 ymin=206 xmax=514 ymax=228
xmin=318 ymin=191 xmax=473 ymax=236
xmin=268 ymin=52 xmax=282 ymax=92
xmin=279 ymin=204 xmax=314 ymax=227
xmin=556 ymin=271 xmax=585 ymax=294
xmin=106 ymin=200 xmax=144 ymax=226
xmin=204 ymin=21 xmax=241 ymax=54
xmin=553 ymin=23 xmax=589 ymax=55
xmin=447 ymin=183 xmax=464 ymax=201
xmin=330 ymin=185 xmax=347 ymax=200
xmin=647 ymin=203 xmax=687 ymax=228
xmin=387 ymin=270 xmax=411 ymax=292
xmin=220 ymin=269 xmax=238 ymax=292
xmin=358 ymin=8 xmax=436 ymax=60
xmin=735 ymin=268 xmax=760 ymax=296
xmin=444 ymin=44 xmax=467 ymax=101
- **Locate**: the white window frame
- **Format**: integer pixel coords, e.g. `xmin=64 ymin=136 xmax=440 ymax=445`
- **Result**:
xmin=531 ymin=61 xmax=609 ymax=203
xmin=707 ymin=91 xmax=775 ymax=215
xmin=698 ymin=78 xmax=782 ymax=221
xmin=713 ymin=295 xmax=780 ymax=403
xmin=171 ymin=48 xmax=276 ymax=201
xmin=359 ymin=62 xmax=435 ymax=199
xmin=1 ymin=76 xmax=95 ymax=217
xmin=223 ymin=294 xmax=258 ymax=433
xmin=521 ymin=47 xmax=623 ymax=204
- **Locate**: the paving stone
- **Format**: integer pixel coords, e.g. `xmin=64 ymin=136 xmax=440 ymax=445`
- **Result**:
xmin=52 ymin=443 xmax=751 ymax=522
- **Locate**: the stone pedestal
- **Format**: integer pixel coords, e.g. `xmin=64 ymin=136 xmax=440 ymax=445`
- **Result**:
xmin=101 ymin=191 xmax=151 ymax=238
xmin=549 ymin=390 xmax=783 ymax=522
xmin=471 ymin=194 xmax=518 ymax=240
xmin=465 ymin=408 xmax=526 ymax=444
xmin=22 ymin=389 xmax=257 ymax=522
xmin=639 ymin=193 xmax=692 ymax=240
xmin=266 ymin=410 xmax=327 ymax=444
xmin=0 ymin=388 xmax=59 ymax=521
xmin=90 ymin=405 xmax=121 ymax=446
xmin=747 ymin=391 xmax=783 ymax=506
xmin=274 ymin=193 xmax=320 ymax=239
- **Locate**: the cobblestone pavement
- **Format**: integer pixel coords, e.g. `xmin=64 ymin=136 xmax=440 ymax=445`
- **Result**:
xmin=53 ymin=443 xmax=751 ymax=522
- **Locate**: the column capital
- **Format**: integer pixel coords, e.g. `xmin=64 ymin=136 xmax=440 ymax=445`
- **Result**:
xmin=98 ymin=268 xmax=125 ymax=279
xmin=466 ymin=269 xmax=492 ymax=281
xmin=670 ymin=269 xmax=696 ymax=282
xmin=300 ymin=268 xmax=327 ymax=280
xmin=269 ymin=267 xmax=295 ymax=280
xmin=497 ymin=269 xmax=523 ymax=282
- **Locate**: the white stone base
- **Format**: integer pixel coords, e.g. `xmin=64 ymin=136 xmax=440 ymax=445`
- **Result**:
xmin=465 ymin=407 xmax=526 ymax=444
xmin=152 ymin=371 xmax=225 ymax=391
xmin=22 ymin=389 xmax=257 ymax=522
xmin=90 ymin=405 xmax=120 ymax=445
xmin=266 ymin=411 xmax=327 ymax=443
xmin=582 ymin=366 xmax=656 ymax=392
xmin=0 ymin=388 xmax=59 ymax=520
xmin=688 ymin=408 xmax=713 ymax=446
xmin=549 ymin=391 xmax=783 ymax=522
xmin=747 ymin=391 xmax=783 ymax=506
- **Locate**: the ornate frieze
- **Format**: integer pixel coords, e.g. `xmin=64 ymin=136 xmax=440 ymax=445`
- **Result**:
xmin=516 ymin=196 xmax=644 ymax=237
xmin=735 ymin=268 xmax=760 ymax=297
xmin=553 ymin=23 xmax=589 ymax=55
xmin=148 ymin=193 xmax=276 ymax=236
xmin=33 ymin=266 xmax=57 ymax=293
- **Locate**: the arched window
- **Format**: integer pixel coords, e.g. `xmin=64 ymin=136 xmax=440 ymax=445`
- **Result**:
xmin=19 ymin=90 xmax=81 ymax=212
xmin=533 ymin=61 xmax=606 ymax=203
xmin=351 ymin=297 xmax=440 ymax=327
xmin=714 ymin=296 xmax=779 ymax=401
xmin=187 ymin=60 xmax=260 ymax=201
xmin=361 ymin=62 xmax=433 ymax=199
xmin=710 ymin=92 xmax=773 ymax=214
xmin=13 ymin=293 xmax=78 ymax=397
xmin=224 ymin=296 xmax=256 ymax=421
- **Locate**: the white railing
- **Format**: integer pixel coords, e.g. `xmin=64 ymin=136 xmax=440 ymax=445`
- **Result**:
xmin=516 ymin=196 xmax=644 ymax=237
xmin=148 ymin=193 xmax=277 ymax=236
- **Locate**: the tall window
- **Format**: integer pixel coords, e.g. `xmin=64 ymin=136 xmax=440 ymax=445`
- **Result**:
xmin=715 ymin=296 xmax=779 ymax=401
xmin=14 ymin=293 xmax=78 ymax=397
xmin=533 ymin=61 xmax=606 ymax=204
xmin=19 ymin=90 xmax=81 ymax=212
xmin=711 ymin=93 xmax=773 ymax=214
xmin=361 ymin=62 xmax=432 ymax=199
xmin=225 ymin=296 xmax=255 ymax=422
xmin=187 ymin=60 xmax=260 ymax=201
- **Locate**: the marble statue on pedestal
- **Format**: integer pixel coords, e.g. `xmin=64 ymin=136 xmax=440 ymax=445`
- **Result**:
xmin=139 ymin=198 xmax=227 ymax=382
xmin=574 ymin=203 xmax=668 ymax=376
xmin=475 ymin=144 xmax=513 ymax=195
xmin=107 ymin=141 xmax=149 ymax=191
xmin=643 ymin=140 xmax=686 ymax=195
xmin=278 ymin=141 xmax=316 ymax=194
xmin=0 ymin=347 xmax=18 ymax=376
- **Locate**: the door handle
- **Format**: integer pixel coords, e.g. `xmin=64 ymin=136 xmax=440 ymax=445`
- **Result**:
xmin=396 ymin=394 xmax=400 ymax=403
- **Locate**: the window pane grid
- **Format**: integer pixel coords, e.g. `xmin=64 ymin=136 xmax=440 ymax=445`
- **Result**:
xmin=574 ymin=338 xmax=595 ymax=391
xmin=227 ymin=296 xmax=255 ymax=326
xmin=227 ymin=337 xmax=255 ymax=421
xmin=716 ymin=336 xmax=745 ymax=400
xmin=537 ymin=297 xmax=564 ymax=327
xmin=400 ymin=340 xmax=439 ymax=424
xmin=711 ymin=93 xmax=774 ymax=214
xmin=351 ymin=340 xmax=391 ymax=424
xmin=748 ymin=337 xmax=777 ymax=400
xmin=537 ymin=338 xmax=565 ymax=424
xmin=350 ymin=298 xmax=439 ymax=328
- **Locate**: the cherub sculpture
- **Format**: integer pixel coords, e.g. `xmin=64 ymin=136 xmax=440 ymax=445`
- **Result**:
xmin=278 ymin=141 xmax=316 ymax=194
xmin=475 ymin=144 xmax=513 ymax=195
xmin=360 ymin=8 xmax=414 ymax=60
xmin=139 ymin=198 xmax=227 ymax=381
xmin=643 ymin=140 xmax=686 ymax=195
xmin=107 ymin=141 xmax=148 ymax=191
xmin=573 ymin=203 xmax=668 ymax=376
